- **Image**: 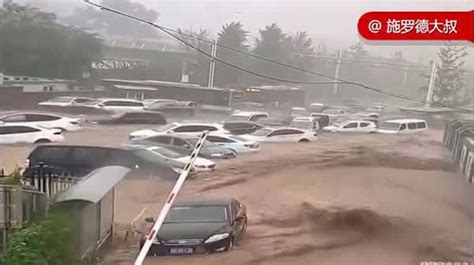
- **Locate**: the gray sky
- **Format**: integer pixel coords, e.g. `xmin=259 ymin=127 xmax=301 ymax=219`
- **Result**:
xmin=18 ymin=0 xmax=474 ymax=65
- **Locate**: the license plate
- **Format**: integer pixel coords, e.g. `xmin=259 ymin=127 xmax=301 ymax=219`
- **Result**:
xmin=169 ymin=248 xmax=193 ymax=254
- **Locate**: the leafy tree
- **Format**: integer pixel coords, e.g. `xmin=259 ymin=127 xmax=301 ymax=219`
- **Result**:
xmin=64 ymin=0 xmax=160 ymax=39
xmin=3 ymin=212 xmax=75 ymax=265
xmin=0 ymin=2 xmax=102 ymax=79
xmin=286 ymin=31 xmax=314 ymax=81
xmin=346 ymin=40 xmax=369 ymax=59
xmin=214 ymin=22 xmax=249 ymax=87
xmin=431 ymin=42 xmax=469 ymax=106
xmin=253 ymin=23 xmax=291 ymax=83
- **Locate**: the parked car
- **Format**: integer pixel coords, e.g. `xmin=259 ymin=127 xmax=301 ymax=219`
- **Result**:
xmin=352 ymin=112 xmax=381 ymax=119
xmin=257 ymin=117 xmax=291 ymax=127
xmin=38 ymin=96 xmax=94 ymax=107
xmin=85 ymin=98 xmax=144 ymax=112
xmin=142 ymin=145 xmax=216 ymax=172
xmin=0 ymin=124 xmax=64 ymax=145
xmin=289 ymin=107 xmax=308 ymax=117
xmin=243 ymin=127 xmax=318 ymax=143
xmin=205 ymin=134 xmax=260 ymax=153
xmin=146 ymin=101 xmax=199 ymax=116
xmin=290 ymin=116 xmax=319 ymax=131
xmin=132 ymin=134 xmax=237 ymax=159
xmin=222 ymin=121 xmax=263 ymax=135
xmin=129 ymin=122 xmax=229 ymax=140
xmin=308 ymin=103 xmax=327 ymax=112
xmin=323 ymin=120 xmax=377 ymax=133
xmin=366 ymin=104 xmax=387 ymax=112
xmin=91 ymin=112 xmax=167 ymax=125
xmin=0 ymin=112 xmax=81 ymax=131
xmin=143 ymin=99 xmax=179 ymax=108
xmin=377 ymin=119 xmax=428 ymax=134
xmin=24 ymin=144 xmax=186 ymax=179
xmin=225 ymin=112 xmax=269 ymax=122
xmin=140 ymin=197 xmax=247 ymax=255
xmin=311 ymin=112 xmax=339 ymax=124
xmin=309 ymin=113 xmax=330 ymax=128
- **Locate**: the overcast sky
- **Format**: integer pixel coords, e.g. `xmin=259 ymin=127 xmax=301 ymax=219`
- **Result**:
xmin=17 ymin=0 xmax=474 ymax=65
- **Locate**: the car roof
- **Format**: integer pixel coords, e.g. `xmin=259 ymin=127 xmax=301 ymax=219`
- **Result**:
xmin=170 ymin=122 xmax=221 ymax=127
xmin=173 ymin=197 xmax=234 ymax=207
xmin=0 ymin=112 xmax=62 ymax=118
xmin=384 ymin=119 xmax=426 ymax=123
xmin=231 ymin=111 xmax=268 ymax=116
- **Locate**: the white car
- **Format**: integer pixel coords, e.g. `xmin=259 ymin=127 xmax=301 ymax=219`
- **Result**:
xmin=352 ymin=112 xmax=381 ymax=119
xmin=146 ymin=146 xmax=216 ymax=172
xmin=143 ymin=99 xmax=178 ymax=108
xmin=129 ymin=122 xmax=229 ymax=140
xmin=290 ymin=116 xmax=319 ymax=131
xmin=323 ymin=120 xmax=377 ymax=133
xmin=85 ymin=98 xmax=144 ymax=112
xmin=290 ymin=107 xmax=308 ymax=117
xmin=243 ymin=127 xmax=318 ymax=143
xmin=225 ymin=111 xmax=269 ymax=122
xmin=205 ymin=134 xmax=260 ymax=153
xmin=0 ymin=112 xmax=81 ymax=131
xmin=38 ymin=96 xmax=94 ymax=107
xmin=377 ymin=119 xmax=428 ymax=134
xmin=0 ymin=124 xmax=64 ymax=145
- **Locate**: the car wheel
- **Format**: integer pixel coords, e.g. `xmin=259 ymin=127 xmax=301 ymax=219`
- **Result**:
xmin=298 ymin=139 xmax=310 ymax=143
xmin=34 ymin=139 xmax=52 ymax=144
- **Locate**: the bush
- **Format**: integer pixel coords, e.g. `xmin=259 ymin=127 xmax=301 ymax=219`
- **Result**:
xmin=3 ymin=211 xmax=77 ymax=265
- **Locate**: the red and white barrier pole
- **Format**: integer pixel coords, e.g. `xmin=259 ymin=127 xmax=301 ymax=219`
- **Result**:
xmin=134 ymin=131 xmax=209 ymax=265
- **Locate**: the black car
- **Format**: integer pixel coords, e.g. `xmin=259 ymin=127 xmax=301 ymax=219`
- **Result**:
xmin=91 ymin=112 xmax=167 ymax=125
xmin=133 ymin=134 xmax=237 ymax=159
xmin=23 ymin=144 xmax=190 ymax=180
xmin=222 ymin=121 xmax=263 ymax=135
xmin=141 ymin=197 xmax=247 ymax=255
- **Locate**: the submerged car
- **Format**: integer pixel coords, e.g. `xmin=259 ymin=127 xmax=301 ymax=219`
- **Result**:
xmin=377 ymin=119 xmax=428 ymax=134
xmin=243 ymin=127 xmax=318 ymax=143
xmin=132 ymin=134 xmax=237 ymax=159
xmin=323 ymin=120 xmax=377 ymax=133
xmin=205 ymin=134 xmax=260 ymax=153
xmin=144 ymin=145 xmax=216 ymax=172
xmin=140 ymin=197 xmax=247 ymax=255
xmin=91 ymin=111 xmax=167 ymax=125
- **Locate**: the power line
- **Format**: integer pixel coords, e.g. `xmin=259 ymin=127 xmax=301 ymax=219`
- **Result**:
xmin=84 ymin=0 xmax=474 ymax=113
xmin=84 ymin=0 xmax=344 ymax=85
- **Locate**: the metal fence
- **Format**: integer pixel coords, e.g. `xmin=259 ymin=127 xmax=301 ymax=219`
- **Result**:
xmin=20 ymin=164 xmax=80 ymax=198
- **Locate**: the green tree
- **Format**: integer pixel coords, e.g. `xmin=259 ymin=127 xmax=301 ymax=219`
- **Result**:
xmin=64 ymin=0 xmax=160 ymax=39
xmin=431 ymin=42 xmax=469 ymax=106
xmin=0 ymin=2 xmax=102 ymax=79
xmin=253 ymin=23 xmax=291 ymax=83
xmin=286 ymin=31 xmax=314 ymax=81
xmin=214 ymin=22 xmax=249 ymax=87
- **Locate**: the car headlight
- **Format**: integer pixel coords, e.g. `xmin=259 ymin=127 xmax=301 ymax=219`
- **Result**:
xmin=204 ymin=233 xmax=229 ymax=243
xmin=210 ymin=153 xmax=224 ymax=158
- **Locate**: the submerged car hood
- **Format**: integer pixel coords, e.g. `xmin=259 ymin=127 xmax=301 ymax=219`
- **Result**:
xmin=158 ymin=222 xmax=229 ymax=241
xmin=200 ymin=146 xmax=233 ymax=155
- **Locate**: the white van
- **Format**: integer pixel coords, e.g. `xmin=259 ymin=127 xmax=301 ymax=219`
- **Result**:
xmin=377 ymin=119 xmax=428 ymax=134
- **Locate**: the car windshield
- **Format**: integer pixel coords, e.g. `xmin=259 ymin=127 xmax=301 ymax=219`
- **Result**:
xmin=152 ymin=123 xmax=176 ymax=132
xmin=165 ymin=206 xmax=227 ymax=223
xmin=48 ymin=97 xmax=73 ymax=103
xmin=187 ymin=138 xmax=216 ymax=147
xmin=250 ymin=128 xmax=272 ymax=136
xmin=379 ymin=122 xmax=400 ymax=130
xmin=150 ymin=147 xmax=182 ymax=159
xmin=228 ymin=135 xmax=248 ymax=142
xmin=132 ymin=149 xmax=165 ymax=163
xmin=226 ymin=115 xmax=249 ymax=122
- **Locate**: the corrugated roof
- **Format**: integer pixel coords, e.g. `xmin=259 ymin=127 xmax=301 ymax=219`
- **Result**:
xmin=54 ymin=166 xmax=129 ymax=204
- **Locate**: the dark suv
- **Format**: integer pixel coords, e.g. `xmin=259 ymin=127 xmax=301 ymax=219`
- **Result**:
xmin=24 ymin=145 xmax=191 ymax=180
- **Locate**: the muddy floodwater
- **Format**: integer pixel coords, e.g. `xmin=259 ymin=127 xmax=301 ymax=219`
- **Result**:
xmin=1 ymin=126 xmax=472 ymax=265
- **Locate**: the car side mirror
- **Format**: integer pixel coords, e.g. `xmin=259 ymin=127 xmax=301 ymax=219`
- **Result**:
xmin=145 ymin=217 xmax=155 ymax=223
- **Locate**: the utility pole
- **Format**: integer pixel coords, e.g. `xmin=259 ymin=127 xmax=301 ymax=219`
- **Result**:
xmin=207 ymin=40 xmax=217 ymax=88
xmin=332 ymin=50 xmax=342 ymax=95
xmin=425 ymin=60 xmax=437 ymax=108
